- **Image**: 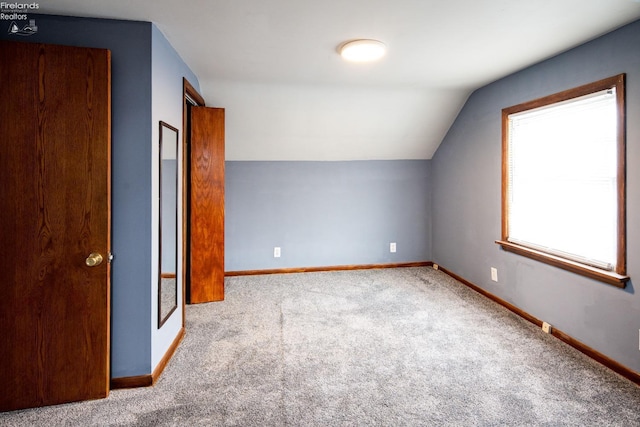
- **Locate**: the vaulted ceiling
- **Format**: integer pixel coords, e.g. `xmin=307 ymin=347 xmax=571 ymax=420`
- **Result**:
xmin=41 ymin=0 xmax=640 ymax=160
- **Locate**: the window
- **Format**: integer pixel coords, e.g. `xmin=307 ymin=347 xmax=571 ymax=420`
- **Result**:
xmin=497 ymin=74 xmax=628 ymax=287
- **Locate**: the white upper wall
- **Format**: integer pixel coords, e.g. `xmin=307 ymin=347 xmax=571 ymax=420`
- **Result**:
xmin=207 ymin=81 xmax=469 ymax=161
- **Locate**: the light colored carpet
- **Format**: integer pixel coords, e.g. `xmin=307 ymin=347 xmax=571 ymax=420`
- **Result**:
xmin=2 ymin=267 xmax=640 ymax=426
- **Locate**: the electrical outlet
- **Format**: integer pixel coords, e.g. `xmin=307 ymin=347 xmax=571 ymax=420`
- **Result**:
xmin=491 ymin=267 xmax=498 ymax=282
xmin=274 ymin=247 xmax=281 ymax=258
xmin=433 ymin=263 xmax=439 ymax=270
xmin=542 ymin=322 xmax=552 ymax=334
xmin=390 ymin=242 xmax=396 ymax=253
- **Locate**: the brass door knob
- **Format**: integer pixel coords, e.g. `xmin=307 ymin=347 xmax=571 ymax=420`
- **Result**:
xmin=86 ymin=253 xmax=104 ymax=267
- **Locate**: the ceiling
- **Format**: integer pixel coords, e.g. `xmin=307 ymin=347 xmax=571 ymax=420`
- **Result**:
xmin=40 ymin=1 xmax=640 ymax=161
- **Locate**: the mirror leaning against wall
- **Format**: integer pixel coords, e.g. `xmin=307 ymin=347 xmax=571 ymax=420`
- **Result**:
xmin=159 ymin=121 xmax=179 ymax=328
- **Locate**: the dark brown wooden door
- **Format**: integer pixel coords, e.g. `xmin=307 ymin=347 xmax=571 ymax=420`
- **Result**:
xmin=189 ymin=107 xmax=225 ymax=303
xmin=0 ymin=41 xmax=111 ymax=412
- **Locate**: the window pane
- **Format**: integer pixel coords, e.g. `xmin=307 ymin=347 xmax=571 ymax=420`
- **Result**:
xmin=508 ymin=89 xmax=618 ymax=270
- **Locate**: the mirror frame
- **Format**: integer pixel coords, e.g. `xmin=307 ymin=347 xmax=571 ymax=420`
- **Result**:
xmin=158 ymin=121 xmax=179 ymax=328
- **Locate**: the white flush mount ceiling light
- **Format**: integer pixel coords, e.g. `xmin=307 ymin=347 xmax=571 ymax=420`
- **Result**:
xmin=340 ymin=39 xmax=387 ymax=62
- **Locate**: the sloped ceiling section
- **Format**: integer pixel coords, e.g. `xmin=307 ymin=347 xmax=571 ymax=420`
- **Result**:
xmin=211 ymin=82 xmax=469 ymax=160
xmin=39 ymin=0 xmax=640 ymax=160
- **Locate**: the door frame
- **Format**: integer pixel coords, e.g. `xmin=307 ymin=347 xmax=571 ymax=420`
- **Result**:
xmin=182 ymin=78 xmax=205 ymax=320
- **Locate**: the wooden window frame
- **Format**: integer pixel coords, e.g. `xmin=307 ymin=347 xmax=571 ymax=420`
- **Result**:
xmin=496 ymin=74 xmax=629 ymax=287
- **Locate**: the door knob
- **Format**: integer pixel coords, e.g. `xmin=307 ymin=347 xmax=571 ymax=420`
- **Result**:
xmin=86 ymin=253 xmax=104 ymax=267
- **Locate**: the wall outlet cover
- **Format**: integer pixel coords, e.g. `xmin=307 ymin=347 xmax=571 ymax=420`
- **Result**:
xmin=274 ymin=247 xmax=281 ymax=258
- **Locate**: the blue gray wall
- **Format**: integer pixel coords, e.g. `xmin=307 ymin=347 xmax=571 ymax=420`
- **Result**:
xmin=225 ymin=160 xmax=432 ymax=271
xmin=150 ymin=24 xmax=200 ymax=369
xmin=1 ymin=14 xmax=154 ymax=378
xmin=432 ymin=20 xmax=640 ymax=373
xmin=1 ymin=15 xmax=200 ymax=378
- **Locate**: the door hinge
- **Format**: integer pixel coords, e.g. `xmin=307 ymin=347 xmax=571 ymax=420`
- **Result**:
xmin=108 ymin=252 xmax=114 ymax=264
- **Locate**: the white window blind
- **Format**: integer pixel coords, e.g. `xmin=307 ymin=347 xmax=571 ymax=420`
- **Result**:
xmin=507 ymin=88 xmax=618 ymax=271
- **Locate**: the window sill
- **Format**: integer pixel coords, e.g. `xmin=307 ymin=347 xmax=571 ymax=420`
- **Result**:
xmin=495 ymin=240 xmax=629 ymax=288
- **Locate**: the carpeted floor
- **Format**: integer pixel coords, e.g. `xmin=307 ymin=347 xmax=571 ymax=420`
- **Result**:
xmin=2 ymin=267 xmax=640 ymax=426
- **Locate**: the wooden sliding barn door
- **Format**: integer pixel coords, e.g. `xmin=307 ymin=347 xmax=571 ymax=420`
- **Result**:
xmin=0 ymin=41 xmax=111 ymax=411
xmin=189 ymin=107 xmax=225 ymax=303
